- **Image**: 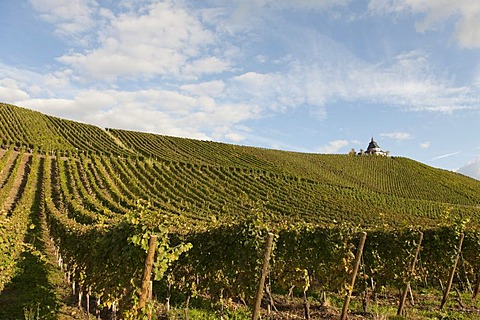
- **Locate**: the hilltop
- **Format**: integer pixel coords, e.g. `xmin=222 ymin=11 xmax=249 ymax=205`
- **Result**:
xmin=1 ymin=101 xmax=480 ymax=229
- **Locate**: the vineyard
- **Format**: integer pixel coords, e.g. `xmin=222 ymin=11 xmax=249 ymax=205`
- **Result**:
xmin=1 ymin=101 xmax=480 ymax=319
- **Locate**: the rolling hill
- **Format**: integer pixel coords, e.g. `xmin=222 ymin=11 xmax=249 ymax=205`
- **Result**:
xmin=1 ymin=101 xmax=480 ymax=230
xmin=2 ymin=101 xmax=480 ymax=318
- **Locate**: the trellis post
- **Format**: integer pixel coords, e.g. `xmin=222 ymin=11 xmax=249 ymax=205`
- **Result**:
xmin=138 ymin=235 xmax=158 ymax=312
xmin=398 ymin=231 xmax=423 ymax=316
xmin=440 ymin=233 xmax=464 ymax=310
xmin=252 ymin=232 xmax=275 ymax=320
xmin=340 ymin=232 xmax=367 ymax=320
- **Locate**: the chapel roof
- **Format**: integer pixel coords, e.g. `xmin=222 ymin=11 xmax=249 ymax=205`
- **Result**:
xmin=367 ymin=137 xmax=380 ymax=151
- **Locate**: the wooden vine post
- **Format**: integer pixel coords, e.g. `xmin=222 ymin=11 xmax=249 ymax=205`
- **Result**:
xmin=440 ymin=232 xmax=464 ymax=310
xmin=86 ymin=289 xmax=90 ymax=319
xmin=138 ymin=235 xmax=158 ymax=312
xmin=96 ymin=297 xmax=101 ymax=320
xmin=340 ymin=231 xmax=367 ymax=320
xmin=252 ymin=232 xmax=275 ymax=320
xmin=78 ymin=284 xmax=83 ymax=309
xmin=397 ymin=231 xmax=423 ymax=316
xmin=473 ymin=272 xmax=480 ymax=300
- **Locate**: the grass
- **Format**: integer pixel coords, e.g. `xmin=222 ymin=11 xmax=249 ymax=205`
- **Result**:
xmin=0 ymin=182 xmax=84 ymax=320
xmin=165 ymin=307 xmax=251 ymax=320
xmin=329 ymin=286 xmax=480 ymax=320
xmin=0 ymin=220 xmax=61 ymax=319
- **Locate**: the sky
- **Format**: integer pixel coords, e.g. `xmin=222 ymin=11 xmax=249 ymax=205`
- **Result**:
xmin=0 ymin=0 xmax=480 ymax=180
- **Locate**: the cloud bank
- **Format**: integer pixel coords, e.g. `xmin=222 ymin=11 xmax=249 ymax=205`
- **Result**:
xmin=458 ymin=157 xmax=480 ymax=180
xmin=368 ymin=0 xmax=480 ymax=48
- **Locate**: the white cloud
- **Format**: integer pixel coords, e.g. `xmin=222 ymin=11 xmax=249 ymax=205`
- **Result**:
xmin=0 ymin=79 xmax=30 ymax=101
xmin=210 ymin=48 xmax=480 ymax=121
xmin=182 ymin=57 xmax=232 ymax=79
xmin=14 ymin=88 xmax=261 ymax=142
xmin=295 ymin=49 xmax=479 ymax=113
xmin=238 ymin=0 xmax=350 ymax=10
xmin=225 ymin=132 xmax=246 ymax=142
xmin=380 ymin=131 xmax=412 ymax=140
xmin=230 ymin=0 xmax=350 ymax=22
xmin=17 ymin=98 xmax=77 ymax=119
xmin=229 ymin=71 xmax=304 ymax=112
xmin=0 ymin=63 xmax=75 ymax=99
xmin=368 ymin=0 xmax=480 ymax=48
xmin=420 ymin=141 xmax=430 ymax=148
xmin=0 ymin=61 xmax=261 ymax=143
xmin=233 ymin=72 xmax=275 ymax=89
xmin=57 ymin=1 xmax=223 ymax=81
xmin=29 ymin=0 xmax=96 ymax=44
xmin=25 ymin=1 xmax=480 ymax=118
xmin=180 ymin=80 xmax=226 ymax=97
xmin=205 ymin=0 xmax=352 ymax=36
xmin=316 ymin=140 xmax=350 ymax=154
xmin=458 ymin=157 xmax=480 ymax=180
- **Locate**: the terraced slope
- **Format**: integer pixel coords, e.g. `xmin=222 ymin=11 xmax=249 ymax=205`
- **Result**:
xmin=108 ymin=128 xmax=480 ymax=209
xmin=1 ymin=102 xmax=479 ymax=230
xmin=2 ymin=102 xmax=480 ymax=318
xmin=106 ymin=128 xmax=278 ymax=170
xmin=0 ymin=103 xmax=71 ymax=152
xmin=0 ymin=103 xmax=131 ymax=156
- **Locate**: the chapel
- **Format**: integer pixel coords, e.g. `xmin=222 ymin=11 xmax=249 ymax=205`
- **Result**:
xmin=364 ymin=137 xmax=387 ymax=156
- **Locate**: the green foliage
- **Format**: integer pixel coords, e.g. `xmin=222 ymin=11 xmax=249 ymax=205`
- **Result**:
xmin=2 ymin=102 xmax=480 ymax=318
xmin=0 ymin=153 xmax=40 ymax=291
xmin=126 ymin=200 xmax=192 ymax=282
xmin=167 ymin=216 xmax=270 ymax=304
xmin=2 ymin=102 xmax=480 ymax=231
xmin=43 ymin=156 xmax=190 ymax=316
xmin=0 ymin=102 xmax=131 ymax=156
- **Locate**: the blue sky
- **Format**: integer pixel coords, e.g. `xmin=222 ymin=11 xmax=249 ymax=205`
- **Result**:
xmin=1 ymin=0 xmax=480 ymax=179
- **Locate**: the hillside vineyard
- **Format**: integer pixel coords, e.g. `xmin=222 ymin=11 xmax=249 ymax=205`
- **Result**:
xmin=1 ymin=101 xmax=480 ymax=317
